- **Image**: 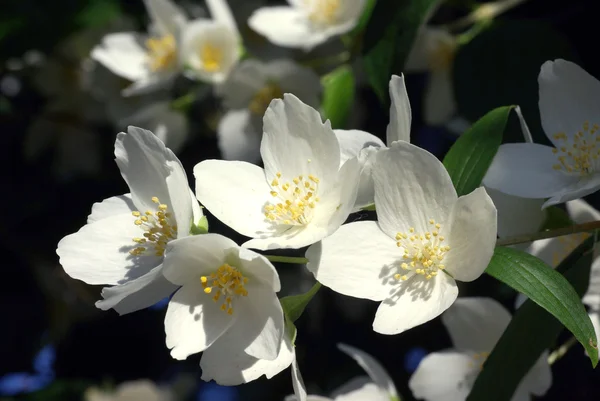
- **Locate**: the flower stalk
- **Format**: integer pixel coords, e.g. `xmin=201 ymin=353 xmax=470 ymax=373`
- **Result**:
xmin=496 ymin=221 xmax=600 ymax=247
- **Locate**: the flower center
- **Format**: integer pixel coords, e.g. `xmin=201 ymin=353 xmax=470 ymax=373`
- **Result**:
xmin=248 ymin=83 xmax=284 ymax=116
xmin=393 ymin=219 xmax=451 ymax=281
xmin=552 ymin=233 xmax=590 ymax=266
xmin=469 ymin=352 xmax=490 ymax=371
xmin=307 ymin=0 xmax=341 ymax=25
xmin=146 ymin=34 xmax=177 ymax=72
xmin=201 ymin=264 xmax=249 ymax=315
xmin=199 ymin=42 xmax=223 ymax=73
xmin=428 ymin=40 xmax=457 ymax=72
xmin=552 ymin=121 xmax=600 ymax=176
xmin=129 ymin=197 xmax=177 ymax=257
xmin=264 ymin=170 xmax=321 ymax=226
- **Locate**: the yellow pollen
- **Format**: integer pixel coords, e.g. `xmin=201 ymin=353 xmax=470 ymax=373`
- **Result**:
xmin=394 ymin=218 xmax=451 ymax=281
xmin=470 ymin=352 xmax=491 ymax=370
xmin=146 ymin=35 xmax=177 ymax=72
xmin=200 ymin=264 xmax=249 ymax=315
xmin=129 ymin=197 xmax=177 ymax=257
xmin=307 ymin=0 xmax=341 ymax=25
xmin=199 ymin=42 xmax=223 ymax=73
xmin=263 ymin=171 xmax=322 ymax=226
xmin=551 ymin=121 xmax=600 ymax=176
xmin=249 ymin=83 xmax=284 ymax=115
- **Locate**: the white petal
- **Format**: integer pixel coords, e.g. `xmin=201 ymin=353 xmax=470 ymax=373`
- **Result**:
xmin=306 ymin=221 xmax=397 ymax=301
xmin=219 ymin=59 xmax=268 ymax=109
xmin=217 ymin=110 xmax=262 ymax=163
xmin=566 ymin=199 xmax=600 ymax=224
xmin=337 ymin=344 xmax=399 ymax=400
xmin=442 ymin=297 xmax=512 ymax=352
xmin=334 ymin=129 xmax=385 ymax=166
xmin=234 ymin=247 xmax=281 ymax=291
xmin=162 ymin=234 xmax=238 ymax=286
xmin=408 ymin=351 xmax=476 ymax=401
xmin=292 ymin=356 xmax=308 ymax=401
xmin=87 ymin=194 xmax=134 ymax=224
xmin=334 ymin=382 xmax=389 ymax=401
xmin=373 ymin=272 xmax=458 ymax=335
xmin=518 ymin=351 xmax=552 ymax=397
xmin=543 ymin=173 xmax=600 ymax=208
xmin=539 ymin=60 xmax=600 ymax=145
xmin=115 ymin=126 xmax=193 ymax=237
xmin=483 ymin=143 xmax=578 ymax=199
xmin=165 ymin=282 xmax=236 ymax=359
xmin=57 ymin=213 xmax=161 ymax=286
xmin=262 ymin=94 xmax=340 ymax=187
xmin=404 ymin=27 xmax=435 ymax=72
xmin=387 ymin=74 xmax=412 ymax=145
xmin=441 ymin=187 xmax=497 ymax=282
xmin=96 ymin=264 xmax=178 ymax=315
xmin=206 ymin=0 xmax=239 ymax=36
xmin=424 ymin=69 xmax=456 ymax=126
xmin=200 ymin=327 xmax=294 ymax=385
xmin=91 ymin=33 xmax=149 ymax=82
xmin=248 ymin=7 xmax=328 ymax=50
xmin=194 ymin=160 xmax=275 ymax=239
xmin=373 ymin=141 xmax=457 ymax=237
xmin=226 ymin=282 xmax=284 ymax=360
xmin=144 ymin=0 xmax=188 ymax=36
xmin=584 ymin=259 xmax=600 ymax=311
xmin=484 ymin=187 xmax=545 ymax=238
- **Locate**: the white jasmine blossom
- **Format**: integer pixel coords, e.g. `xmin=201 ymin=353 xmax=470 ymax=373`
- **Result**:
xmin=307 ymin=141 xmax=497 ymax=334
xmin=57 ymin=126 xmax=203 ymax=315
xmin=484 ymin=59 xmax=600 ymax=208
xmin=409 ymin=297 xmax=552 ymax=401
xmin=248 ymin=0 xmax=367 ymax=51
xmin=91 ymin=0 xmax=188 ymax=96
xmin=85 ymin=380 xmax=173 ymax=401
xmin=162 ymin=234 xmax=284 ymax=363
xmin=194 ymin=93 xmax=361 ymax=250
xmin=216 ymin=58 xmax=321 ymax=162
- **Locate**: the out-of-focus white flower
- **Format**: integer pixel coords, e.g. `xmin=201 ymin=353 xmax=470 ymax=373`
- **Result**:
xmin=484 ymin=59 xmax=600 ymax=208
xmin=286 ymin=343 xmax=399 ymax=401
xmin=409 ymin=297 xmax=552 ymax=401
xmin=180 ymin=0 xmax=241 ymax=83
xmin=162 ymin=234 xmax=284 ymax=364
xmin=248 ymin=0 xmax=367 ymax=51
xmin=92 ymin=0 xmax=188 ymax=96
xmin=57 ymin=127 xmax=204 ymax=315
xmin=405 ymin=26 xmax=458 ymax=126
xmin=307 ymin=141 xmax=497 ymax=335
xmin=85 ymin=380 xmax=173 ymax=401
xmin=485 ymin=188 xmax=545 ymax=239
xmin=216 ymin=59 xmax=321 ymax=162
xmin=194 ymin=94 xmax=361 ymax=250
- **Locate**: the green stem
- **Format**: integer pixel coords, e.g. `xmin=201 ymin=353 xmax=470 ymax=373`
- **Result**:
xmin=265 ymin=255 xmax=309 ymax=264
xmin=496 ymin=221 xmax=600 ymax=247
xmin=547 ymin=336 xmax=578 ymax=365
xmin=170 ymin=92 xmax=196 ymax=112
xmin=445 ymin=0 xmax=530 ymax=31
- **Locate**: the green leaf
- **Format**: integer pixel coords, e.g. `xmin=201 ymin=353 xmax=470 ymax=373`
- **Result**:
xmin=362 ymin=0 xmax=440 ymax=103
xmin=469 ymin=250 xmax=596 ymax=401
xmin=442 ymin=106 xmax=513 ymax=196
xmin=76 ymin=0 xmax=121 ymax=28
xmin=485 ymin=247 xmax=598 ymax=364
xmin=540 ymin=206 xmax=573 ymax=231
xmin=190 ymin=215 xmax=209 ymax=235
xmin=321 ymin=65 xmax=355 ymax=129
xmin=280 ymin=282 xmax=321 ymax=323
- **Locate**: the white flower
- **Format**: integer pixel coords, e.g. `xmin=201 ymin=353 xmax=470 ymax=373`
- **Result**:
xmin=409 ymin=297 xmax=552 ymax=401
xmin=216 ymin=58 xmax=322 ymax=162
xmin=162 ymin=234 xmax=284 ymax=364
xmin=306 ymin=141 xmax=497 ymax=335
xmin=57 ymin=126 xmax=203 ymax=315
xmin=85 ymin=380 xmax=173 ymax=401
xmin=91 ymin=0 xmax=187 ymax=96
xmin=180 ymin=0 xmax=240 ymax=83
xmin=484 ymin=188 xmax=545 ymax=239
xmin=194 ymin=93 xmax=361 ymax=250
xmin=484 ymin=59 xmax=600 ymax=208
xmin=121 ymin=101 xmax=189 ymax=153
xmin=405 ymin=26 xmax=458 ymax=126
xmin=286 ymin=343 xmax=399 ymax=401
xmin=248 ymin=0 xmax=367 ymax=51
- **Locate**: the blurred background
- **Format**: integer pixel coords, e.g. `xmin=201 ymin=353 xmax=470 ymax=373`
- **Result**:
xmin=1 ymin=0 xmax=599 ymax=400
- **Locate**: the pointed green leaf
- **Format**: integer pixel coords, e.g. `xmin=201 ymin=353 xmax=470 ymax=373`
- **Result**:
xmin=280 ymin=282 xmax=321 ymax=323
xmin=485 ymin=247 xmax=598 ymax=364
xmin=321 ymin=65 xmax=355 ymax=129
xmin=362 ymin=0 xmax=440 ymax=103
xmin=442 ymin=106 xmax=513 ymax=196
xmin=469 ymin=250 xmax=596 ymax=401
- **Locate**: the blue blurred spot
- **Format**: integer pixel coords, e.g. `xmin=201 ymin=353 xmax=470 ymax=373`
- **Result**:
xmin=150 ymin=296 xmax=170 ymax=310
xmin=196 ymin=381 xmax=239 ymax=401
xmin=404 ymin=347 xmax=428 ymax=373
xmin=0 ymin=373 xmax=53 ymax=396
xmin=33 ymin=345 xmax=56 ymax=376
